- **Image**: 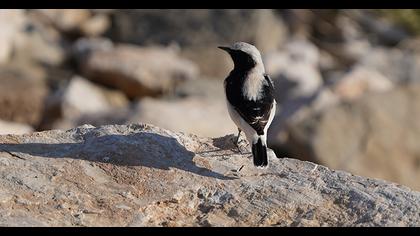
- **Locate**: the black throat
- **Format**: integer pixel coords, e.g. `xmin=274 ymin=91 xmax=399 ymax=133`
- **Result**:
xmin=229 ymin=50 xmax=256 ymax=73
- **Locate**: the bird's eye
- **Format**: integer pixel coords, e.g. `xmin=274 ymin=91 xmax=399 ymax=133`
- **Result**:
xmin=247 ymin=57 xmax=254 ymax=65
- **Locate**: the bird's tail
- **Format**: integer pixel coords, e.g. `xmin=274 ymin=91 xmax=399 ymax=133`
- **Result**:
xmin=252 ymin=136 xmax=268 ymax=167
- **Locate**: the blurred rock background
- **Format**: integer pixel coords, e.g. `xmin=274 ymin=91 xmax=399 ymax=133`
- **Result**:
xmin=1 ymin=9 xmax=420 ymax=190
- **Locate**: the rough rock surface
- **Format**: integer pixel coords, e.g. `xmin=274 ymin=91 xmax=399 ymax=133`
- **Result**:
xmin=284 ymin=85 xmax=420 ymax=191
xmin=0 ymin=124 xmax=418 ymax=226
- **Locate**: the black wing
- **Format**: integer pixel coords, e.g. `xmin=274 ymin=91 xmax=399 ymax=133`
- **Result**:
xmin=226 ymin=73 xmax=275 ymax=135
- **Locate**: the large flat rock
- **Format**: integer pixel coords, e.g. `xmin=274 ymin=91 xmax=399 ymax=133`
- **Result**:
xmin=0 ymin=124 xmax=418 ymax=226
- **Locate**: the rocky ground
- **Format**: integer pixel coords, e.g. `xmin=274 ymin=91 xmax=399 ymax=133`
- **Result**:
xmin=0 ymin=124 xmax=419 ymax=226
xmin=1 ymin=9 xmax=420 ymax=209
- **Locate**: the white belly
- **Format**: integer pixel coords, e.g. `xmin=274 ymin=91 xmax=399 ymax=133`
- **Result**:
xmin=226 ymin=101 xmax=256 ymax=144
xmin=226 ymin=100 xmax=276 ymax=146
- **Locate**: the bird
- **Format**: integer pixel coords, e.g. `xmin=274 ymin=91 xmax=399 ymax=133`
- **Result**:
xmin=218 ymin=42 xmax=276 ymax=168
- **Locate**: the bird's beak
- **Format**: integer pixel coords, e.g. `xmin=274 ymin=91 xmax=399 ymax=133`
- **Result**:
xmin=218 ymin=46 xmax=232 ymax=53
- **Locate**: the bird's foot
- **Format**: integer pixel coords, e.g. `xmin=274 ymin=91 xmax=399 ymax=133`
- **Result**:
xmin=229 ymin=129 xmax=250 ymax=155
xmin=232 ymin=136 xmax=248 ymax=154
xmin=237 ymin=142 xmax=250 ymax=154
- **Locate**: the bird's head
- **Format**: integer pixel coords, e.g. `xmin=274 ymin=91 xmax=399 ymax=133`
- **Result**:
xmin=218 ymin=42 xmax=264 ymax=72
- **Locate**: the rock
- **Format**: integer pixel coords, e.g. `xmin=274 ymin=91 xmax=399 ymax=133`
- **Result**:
xmin=282 ymin=39 xmax=321 ymax=66
xmin=128 ymin=77 xmax=236 ymax=138
xmin=398 ymin=38 xmax=420 ymax=85
xmin=0 ymin=10 xmax=26 ymax=64
xmin=280 ymin=10 xmax=408 ymax=68
xmin=268 ymin=88 xmax=340 ymax=152
xmin=295 ymin=11 xmax=373 ymax=70
xmin=263 ymin=40 xmax=335 ymax=150
xmin=79 ymin=14 xmax=110 ymax=37
xmin=60 ymin=76 xmax=128 ymax=115
xmin=280 ymin=10 xmax=361 ymax=69
xmin=345 ymin=10 xmax=410 ymax=46
xmin=264 ymin=40 xmax=323 ymax=101
xmin=28 ymin=9 xmax=110 ymax=38
xmin=356 ymin=47 xmax=409 ymax=84
xmin=110 ymin=9 xmax=287 ymax=78
xmin=39 ymin=76 xmax=129 ymax=131
xmin=0 ymin=123 xmax=418 ymax=226
xmin=356 ymin=45 xmax=420 ymax=85
xmin=33 ymin=9 xmax=110 ymax=37
xmin=72 ymin=37 xmax=114 ymax=58
xmin=0 ymin=120 xmax=33 ymax=135
xmin=0 ymin=60 xmax=47 ymax=82
xmin=33 ymin=9 xmax=91 ymax=33
xmin=111 ymin=9 xmax=287 ymax=51
xmin=0 ymin=9 xmax=65 ymax=66
xmin=181 ymin=46 xmax=233 ymax=79
xmin=0 ymin=68 xmax=48 ymax=127
xmin=129 ymin=97 xmax=236 ymax=138
xmin=251 ymin=10 xmax=288 ymax=53
xmin=333 ymin=66 xmax=394 ymax=101
xmin=0 ymin=10 xmax=67 ymax=67
xmin=283 ymin=85 xmax=420 ymax=191
xmin=90 ymin=9 xmax=115 ymax=15
xmin=75 ymin=40 xmax=199 ymax=98
xmin=173 ymin=76 xmax=224 ymax=99
xmin=335 ymin=14 xmax=372 ymax=64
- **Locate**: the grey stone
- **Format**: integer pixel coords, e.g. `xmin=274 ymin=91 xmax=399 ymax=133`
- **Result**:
xmin=76 ymin=41 xmax=199 ymax=98
xmin=0 ymin=123 xmax=418 ymax=226
xmin=39 ymin=75 xmax=129 ymax=131
xmin=282 ymin=85 xmax=420 ymax=191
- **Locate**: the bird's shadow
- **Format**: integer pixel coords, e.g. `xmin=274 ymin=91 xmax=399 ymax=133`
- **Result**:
xmin=0 ymin=132 xmax=235 ymax=180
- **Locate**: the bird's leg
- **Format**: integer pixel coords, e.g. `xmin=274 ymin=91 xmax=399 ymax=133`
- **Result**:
xmin=235 ymin=128 xmax=242 ymax=146
xmin=235 ymin=128 xmax=244 ymax=154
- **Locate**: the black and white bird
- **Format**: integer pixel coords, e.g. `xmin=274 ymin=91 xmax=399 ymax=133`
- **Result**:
xmin=219 ymin=42 xmax=276 ymax=168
